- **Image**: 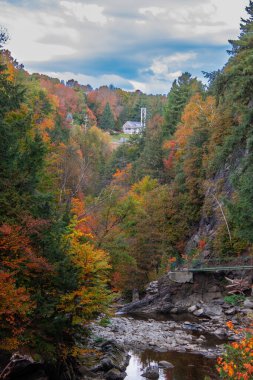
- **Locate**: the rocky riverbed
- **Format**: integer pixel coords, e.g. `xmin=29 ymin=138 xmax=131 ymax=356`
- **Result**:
xmin=85 ymin=268 xmax=253 ymax=379
xmin=90 ymin=315 xmax=240 ymax=359
xmin=1 ymin=270 xmax=252 ymax=380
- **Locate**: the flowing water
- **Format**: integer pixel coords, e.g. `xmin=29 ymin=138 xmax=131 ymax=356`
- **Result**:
xmin=125 ymin=349 xmax=218 ymax=380
xmin=122 ymin=313 xmax=221 ymax=380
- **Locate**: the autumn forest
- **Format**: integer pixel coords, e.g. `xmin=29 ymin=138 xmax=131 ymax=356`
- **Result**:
xmin=0 ymin=1 xmax=253 ymax=379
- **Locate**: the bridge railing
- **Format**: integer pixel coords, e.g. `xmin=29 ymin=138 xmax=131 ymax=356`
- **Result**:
xmin=176 ymin=255 xmax=253 ymax=272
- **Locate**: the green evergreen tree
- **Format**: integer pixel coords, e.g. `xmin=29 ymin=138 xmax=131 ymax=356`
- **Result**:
xmin=100 ymin=102 xmax=115 ymax=130
xmin=163 ymin=72 xmax=204 ymax=137
xmin=135 ymin=118 xmax=164 ymax=180
xmin=127 ymin=92 xmax=147 ymax=121
xmin=213 ymin=2 xmax=253 ymax=105
xmin=228 ymin=0 xmax=253 ymax=55
xmin=0 ymin=45 xmax=45 ymax=222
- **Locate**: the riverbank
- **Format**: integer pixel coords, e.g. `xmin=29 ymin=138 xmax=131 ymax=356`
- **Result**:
xmin=90 ymin=315 xmax=238 ymax=358
xmin=87 ymin=313 xmax=233 ymax=380
xmin=86 ymin=267 xmax=253 ymax=379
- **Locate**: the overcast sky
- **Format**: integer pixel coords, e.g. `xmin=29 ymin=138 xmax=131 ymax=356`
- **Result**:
xmin=0 ymin=0 xmax=249 ymax=94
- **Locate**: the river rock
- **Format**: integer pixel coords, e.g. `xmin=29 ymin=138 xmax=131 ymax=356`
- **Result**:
xmin=90 ymin=316 xmax=226 ymax=357
xmin=224 ymin=307 xmax=236 ymax=315
xmin=159 ymin=361 xmax=174 ymax=369
xmin=141 ymin=366 xmax=159 ymax=379
xmin=243 ymin=298 xmax=253 ymax=309
xmin=146 ymin=281 xmax=159 ymax=296
xmin=87 ymin=340 xmax=129 ymax=380
xmin=79 ymin=366 xmax=99 ymax=378
xmin=100 ymin=357 xmax=115 ymax=371
xmin=188 ymin=305 xmax=197 ymax=313
xmin=182 ymin=322 xmax=203 ymax=332
xmin=241 ymin=308 xmax=253 ymax=315
xmin=193 ymin=308 xmax=204 ymax=317
xmin=202 ymin=304 xmax=223 ymax=318
xmin=204 ymin=292 xmax=222 ymax=302
xmin=0 ymin=353 xmax=47 ymax=380
xmin=105 ymin=368 xmax=126 ymax=380
xmin=214 ymin=328 xmax=226 ymax=338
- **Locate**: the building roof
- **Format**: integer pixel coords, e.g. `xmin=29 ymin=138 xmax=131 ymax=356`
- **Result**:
xmin=123 ymin=121 xmax=142 ymax=129
xmin=66 ymin=112 xmax=73 ymax=121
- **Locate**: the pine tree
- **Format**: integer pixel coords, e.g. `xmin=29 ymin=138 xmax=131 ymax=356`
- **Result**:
xmin=214 ymin=1 xmax=253 ymax=104
xmin=228 ymin=1 xmax=253 ymax=55
xmin=163 ymin=72 xmax=204 ymax=137
xmin=100 ymin=102 xmax=115 ymax=130
xmin=0 ymin=37 xmax=45 ymax=222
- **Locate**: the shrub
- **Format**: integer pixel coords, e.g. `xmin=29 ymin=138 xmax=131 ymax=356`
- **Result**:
xmin=99 ymin=317 xmax=111 ymax=327
xmin=224 ymin=294 xmax=246 ymax=306
xmin=217 ymin=321 xmax=253 ymax=379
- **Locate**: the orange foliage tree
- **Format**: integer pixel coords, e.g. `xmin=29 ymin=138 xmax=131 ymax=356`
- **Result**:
xmin=0 ymin=220 xmax=52 ymax=350
xmin=217 ymin=321 xmax=253 ymax=379
xmin=163 ymin=94 xmax=216 ymax=174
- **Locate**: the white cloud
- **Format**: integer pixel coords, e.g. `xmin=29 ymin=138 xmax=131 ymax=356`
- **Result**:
xmin=0 ymin=0 xmax=249 ymax=94
xmin=60 ymin=1 xmax=108 ymax=24
xmin=165 ymin=0 xmax=248 ymax=44
xmin=141 ymin=52 xmax=196 ymax=84
xmin=0 ymin=1 xmax=77 ymax=63
xmin=130 ymin=77 xmax=174 ymax=95
xmin=139 ymin=7 xmax=165 ymax=17
xmin=41 ymin=70 xmax=134 ymax=90
xmin=135 ymin=20 xmax=146 ymax=25
xmin=135 ymin=51 xmax=199 ymax=93
xmin=150 ymin=52 xmax=197 ymax=75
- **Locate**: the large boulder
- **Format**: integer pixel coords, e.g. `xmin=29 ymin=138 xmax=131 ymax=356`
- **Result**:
xmin=88 ymin=340 xmax=129 ymax=380
xmin=146 ymin=281 xmax=159 ymax=296
xmin=105 ymin=368 xmax=126 ymax=380
xmin=243 ymin=298 xmax=253 ymax=309
xmin=141 ymin=366 xmax=159 ymax=379
xmin=0 ymin=353 xmax=47 ymax=380
xmin=202 ymin=304 xmax=223 ymax=318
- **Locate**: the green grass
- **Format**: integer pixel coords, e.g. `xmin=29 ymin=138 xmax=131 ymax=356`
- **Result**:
xmin=110 ymin=133 xmax=129 ymax=143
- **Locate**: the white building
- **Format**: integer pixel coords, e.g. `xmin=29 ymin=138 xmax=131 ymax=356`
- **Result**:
xmin=66 ymin=112 xmax=73 ymax=123
xmin=122 ymin=108 xmax=147 ymax=135
xmin=122 ymin=121 xmax=143 ymax=135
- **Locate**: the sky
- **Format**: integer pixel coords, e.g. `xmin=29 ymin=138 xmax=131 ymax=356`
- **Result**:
xmin=0 ymin=0 xmax=249 ymax=94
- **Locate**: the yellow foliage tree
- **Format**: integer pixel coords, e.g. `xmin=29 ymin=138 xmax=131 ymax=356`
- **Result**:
xmin=59 ymin=201 xmax=111 ymax=326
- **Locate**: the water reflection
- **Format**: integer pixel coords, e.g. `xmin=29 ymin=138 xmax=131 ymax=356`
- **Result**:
xmin=125 ymin=350 xmax=219 ymax=380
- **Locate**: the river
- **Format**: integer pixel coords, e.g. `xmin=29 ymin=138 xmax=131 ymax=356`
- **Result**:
xmin=124 ymin=315 xmax=220 ymax=379
xmin=125 ymin=349 xmax=218 ymax=380
xmin=92 ymin=312 xmax=226 ymax=379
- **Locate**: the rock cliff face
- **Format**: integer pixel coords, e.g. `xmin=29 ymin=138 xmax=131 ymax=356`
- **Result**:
xmin=120 ymin=270 xmax=253 ymax=319
xmin=186 ymin=147 xmax=246 ymax=256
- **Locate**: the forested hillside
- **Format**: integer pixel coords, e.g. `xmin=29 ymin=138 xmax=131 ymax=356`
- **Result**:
xmin=0 ymin=1 xmax=253 ymax=376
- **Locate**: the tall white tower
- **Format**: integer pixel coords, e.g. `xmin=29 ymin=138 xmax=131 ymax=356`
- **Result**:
xmin=141 ymin=107 xmax=147 ymax=128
